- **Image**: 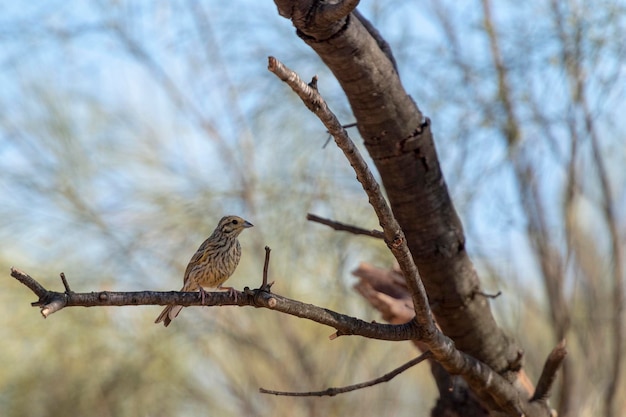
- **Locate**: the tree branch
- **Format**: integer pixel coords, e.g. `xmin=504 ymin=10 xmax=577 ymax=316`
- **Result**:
xmin=9 ymin=267 xmax=419 ymax=341
xmin=260 ymin=351 xmax=433 ymax=397
xmin=306 ymin=213 xmax=384 ymax=239
xmin=262 ymin=245 xmax=272 ymax=288
xmin=60 ymin=272 xmax=72 ymax=292
xmin=11 ymin=267 xmax=48 ymax=298
xmin=532 ymin=340 xmax=567 ymax=402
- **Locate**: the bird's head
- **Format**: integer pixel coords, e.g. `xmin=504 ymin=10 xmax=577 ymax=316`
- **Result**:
xmin=217 ymin=215 xmax=254 ymax=237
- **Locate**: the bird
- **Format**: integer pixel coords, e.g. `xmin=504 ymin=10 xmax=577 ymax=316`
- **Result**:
xmin=155 ymin=215 xmax=253 ymax=327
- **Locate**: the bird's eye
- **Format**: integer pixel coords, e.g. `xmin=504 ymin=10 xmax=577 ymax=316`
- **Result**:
xmin=231 ymin=219 xmax=239 ymax=225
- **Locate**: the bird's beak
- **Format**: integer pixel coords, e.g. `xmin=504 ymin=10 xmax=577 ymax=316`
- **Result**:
xmin=243 ymin=221 xmax=254 ymax=228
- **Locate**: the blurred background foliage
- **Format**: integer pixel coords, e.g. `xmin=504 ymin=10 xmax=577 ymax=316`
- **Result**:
xmin=0 ymin=0 xmax=624 ymax=416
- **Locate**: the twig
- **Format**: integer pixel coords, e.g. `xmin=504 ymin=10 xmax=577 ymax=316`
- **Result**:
xmin=262 ymin=246 xmax=271 ymax=288
xmin=10 ymin=267 xmax=48 ymax=298
xmin=9 ymin=267 xmax=69 ymax=317
xmin=260 ymin=351 xmax=432 ymax=397
xmin=531 ymin=340 xmax=567 ymax=402
xmin=323 ymin=123 xmax=357 ymax=148
xmin=307 ymin=213 xmax=384 ymax=239
xmin=60 ymin=272 xmax=72 ymax=293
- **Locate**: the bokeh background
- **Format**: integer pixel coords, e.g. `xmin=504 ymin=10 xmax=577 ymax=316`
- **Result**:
xmin=1 ymin=1 xmax=624 ymax=416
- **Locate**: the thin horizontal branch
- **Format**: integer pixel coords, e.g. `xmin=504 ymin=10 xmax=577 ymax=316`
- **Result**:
xmin=9 ymin=267 xmax=419 ymax=341
xmin=307 ymin=213 xmax=384 ymax=239
xmin=260 ymin=350 xmax=433 ymax=397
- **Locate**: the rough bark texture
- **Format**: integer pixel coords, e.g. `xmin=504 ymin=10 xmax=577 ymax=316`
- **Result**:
xmin=267 ymin=56 xmax=556 ymax=416
xmin=275 ymin=2 xmax=520 ymax=376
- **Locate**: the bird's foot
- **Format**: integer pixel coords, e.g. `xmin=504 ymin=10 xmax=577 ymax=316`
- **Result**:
xmin=219 ymin=285 xmax=238 ymax=302
xmin=199 ymin=286 xmax=207 ymax=305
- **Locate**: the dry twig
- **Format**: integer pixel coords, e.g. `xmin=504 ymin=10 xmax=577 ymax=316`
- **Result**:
xmin=307 ymin=213 xmax=384 ymax=239
xmin=260 ymin=351 xmax=432 ymax=397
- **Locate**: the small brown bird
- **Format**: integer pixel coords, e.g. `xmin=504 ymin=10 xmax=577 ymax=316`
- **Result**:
xmin=155 ymin=215 xmax=253 ymax=327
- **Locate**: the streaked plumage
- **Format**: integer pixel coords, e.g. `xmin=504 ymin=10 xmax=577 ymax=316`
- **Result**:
xmin=155 ymin=215 xmax=253 ymax=327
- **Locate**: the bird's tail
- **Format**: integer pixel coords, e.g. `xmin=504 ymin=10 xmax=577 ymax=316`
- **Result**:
xmin=154 ymin=304 xmax=184 ymax=327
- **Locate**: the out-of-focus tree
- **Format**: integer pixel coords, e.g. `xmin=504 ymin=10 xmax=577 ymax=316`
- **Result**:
xmin=394 ymin=1 xmax=625 ymax=415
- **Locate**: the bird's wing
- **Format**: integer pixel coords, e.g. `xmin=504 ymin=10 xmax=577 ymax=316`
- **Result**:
xmin=182 ymin=237 xmax=217 ymax=290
